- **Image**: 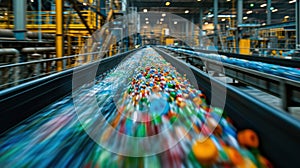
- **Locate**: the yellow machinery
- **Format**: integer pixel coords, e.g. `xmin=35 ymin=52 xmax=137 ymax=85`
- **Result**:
xmin=239 ymin=39 xmax=250 ymax=55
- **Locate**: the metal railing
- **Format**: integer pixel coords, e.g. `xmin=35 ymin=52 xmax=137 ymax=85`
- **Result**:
xmin=0 ymin=10 xmax=98 ymax=30
xmin=0 ymin=51 xmax=109 ymax=90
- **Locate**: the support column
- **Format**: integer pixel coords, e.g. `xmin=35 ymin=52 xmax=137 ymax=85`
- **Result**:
xmin=267 ymin=0 xmax=272 ymax=25
xmin=38 ymin=0 xmax=42 ymax=42
xmin=56 ymin=0 xmax=63 ymax=71
xmin=13 ymin=0 xmax=26 ymax=40
xmin=199 ymin=8 xmax=203 ymax=49
xmin=296 ymin=0 xmax=300 ymax=50
xmin=236 ymin=0 xmax=243 ymax=54
xmin=213 ymin=0 xmax=218 ymax=48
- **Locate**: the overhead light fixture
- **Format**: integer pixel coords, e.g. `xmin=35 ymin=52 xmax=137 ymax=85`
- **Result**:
xmin=185 ymin=10 xmax=189 ymax=14
xmin=31 ymin=0 xmax=34 ymax=2
xmin=83 ymin=2 xmax=87 ymax=6
xmin=204 ymin=22 xmax=208 ymax=25
xmin=246 ymin=10 xmax=253 ymax=14
xmin=159 ymin=22 xmax=163 ymax=24
xmin=284 ymin=16 xmax=290 ymax=19
xmin=165 ymin=1 xmax=171 ymax=6
xmin=146 ymin=21 xmax=149 ymax=24
xmin=262 ymin=23 xmax=266 ymax=26
xmin=260 ymin=4 xmax=267 ymax=7
xmin=289 ymin=0 xmax=296 ymax=3
xmin=174 ymin=21 xmax=178 ymax=24
xmin=272 ymin=9 xmax=278 ymax=12
xmin=145 ymin=18 xmax=149 ymax=21
xmin=160 ymin=18 xmax=164 ymax=21
xmin=143 ymin=9 xmax=148 ymax=13
xmin=162 ymin=13 xmax=166 ymax=17
xmin=270 ymin=7 xmax=274 ymax=10
xmin=197 ymin=0 xmax=202 ymax=2
xmin=226 ymin=0 xmax=231 ymax=1
xmin=221 ymin=18 xmax=226 ymax=21
xmin=250 ymin=3 xmax=254 ymax=7
xmin=243 ymin=16 xmax=248 ymax=20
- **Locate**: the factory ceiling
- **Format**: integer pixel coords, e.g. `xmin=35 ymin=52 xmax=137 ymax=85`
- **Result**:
xmin=128 ymin=0 xmax=296 ymax=24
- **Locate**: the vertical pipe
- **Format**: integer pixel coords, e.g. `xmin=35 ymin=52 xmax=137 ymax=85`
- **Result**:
xmin=13 ymin=0 xmax=26 ymax=40
xmin=199 ymin=8 xmax=203 ymax=49
xmin=267 ymin=0 xmax=272 ymax=25
xmin=56 ymin=0 xmax=63 ymax=71
xmin=213 ymin=0 xmax=218 ymax=48
xmin=38 ymin=0 xmax=42 ymax=42
xmin=236 ymin=0 xmax=243 ymax=54
xmin=296 ymin=0 xmax=300 ymax=50
xmin=186 ymin=21 xmax=189 ymax=44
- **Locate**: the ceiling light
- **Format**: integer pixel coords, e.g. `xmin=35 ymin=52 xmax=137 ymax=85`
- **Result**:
xmin=143 ymin=9 xmax=148 ymax=13
xmin=270 ymin=7 xmax=274 ymax=10
xmin=260 ymin=4 xmax=267 ymax=7
xmin=165 ymin=1 xmax=171 ymax=6
xmin=204 ymin=22 xmax=208 ymax=25
xmin=174 ymin=21 xmax=178 ymax=24
xmin=145 ymin=18 xmax=149 ymax=21
xmin=146 ymin=21 xmax=149 ymax=24
xmin=221 ymin=18 xmax=226 ymax=21
xmin=289 ymin=0 xmax=296 ymax=3
xmin=197 ymin=0 xmax=201 ymax=1
xmin=243 ymin=16 xmax=248 ymax=20
xmin=262 ymin=23 xmax=266 ymax=26
xmin=250 ymin=3 xmax=254 ymax=7
xmin=185 ymin=10 xmax=189 ymax=14
xmin=284 ymin=16 xmax=289 ymax=19
xmin=159 ymin=22 xmax=162 ymax=24
xmin=160 ymin=18 xmax=164 ymax=21
xmin=83 ymin=2 xmax=87 ymax=6
xmin=226 ymin=0 xmax=231 ymax=1
xmin=246 ymin=10 xmax=253 ymax=14
xmin=31 ymin=0 xmax=34 ymax=2
xmin=162 ymin=13 xmax=166 ymax=17
xmin=272 ymin=9 xmax=278 ymax=12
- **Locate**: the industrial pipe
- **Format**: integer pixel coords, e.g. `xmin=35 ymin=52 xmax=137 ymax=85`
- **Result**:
xmin=0 ymin=48 xmax=19 ymax=56
xmin=21 ymin=47 xmax=56 ymax=53
xmin=0 ymin=29 xmax=55 ymax=40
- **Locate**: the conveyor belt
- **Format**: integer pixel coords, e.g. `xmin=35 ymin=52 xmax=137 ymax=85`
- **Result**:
xmin=162 ymin=46 xmax=300 ymax=111
xmin=173 ymin=46 xmax=300 ymax=68
xmin=0 ymin=47 xmax=300 ymax=167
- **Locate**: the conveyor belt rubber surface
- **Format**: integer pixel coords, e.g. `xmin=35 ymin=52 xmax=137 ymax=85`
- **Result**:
xmin=0 ymin=48 xmax=272 ymax=167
